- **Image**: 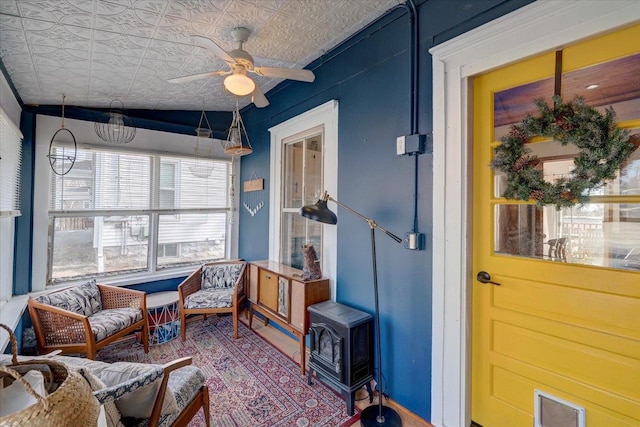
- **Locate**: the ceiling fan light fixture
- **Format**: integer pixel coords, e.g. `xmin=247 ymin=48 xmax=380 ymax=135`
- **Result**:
xmin=224 ymin=73 xmax=255 ymax=96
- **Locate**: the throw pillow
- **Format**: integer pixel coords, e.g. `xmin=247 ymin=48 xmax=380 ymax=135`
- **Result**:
xmin=36 ymin=279 xmax=102 ymax=316
xmin=99 ymin=362 xmax=178 ymax=419
xmin=0 ymin=370 xmax=47 ymax=417
xmin=77 ymin=367 xmax=124 ymax=427
xmin=201 ymin=263 xmax=242 ymax=289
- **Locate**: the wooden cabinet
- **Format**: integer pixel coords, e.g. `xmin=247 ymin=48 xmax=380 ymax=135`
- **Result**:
xmin=247 ymin=260 xmax=330 ymax=374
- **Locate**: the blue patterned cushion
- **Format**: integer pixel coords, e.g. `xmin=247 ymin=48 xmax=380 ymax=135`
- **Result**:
xmin=88 ymin=308 xmax=143 ymax=342
xmin=36 ymin=279 xmax=102 ymax=316
xmin=184 ymin=288 xmax=234 ymax=309
xmin=201 ymin=263 xmax=242 ymax=290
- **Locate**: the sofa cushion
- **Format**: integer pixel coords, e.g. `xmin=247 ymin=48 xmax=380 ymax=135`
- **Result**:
xmin=184 ymin=288 xmax=234 ymax=309
xmin=201 ymin=263 xmax=242 ymax=290
xmin=36 ymin=279 xmax=102 ymax=316
xmin=99 ymin=362 xmax=179 ymax=419
xmin=88 ymin=308 xmax=143 ymax=342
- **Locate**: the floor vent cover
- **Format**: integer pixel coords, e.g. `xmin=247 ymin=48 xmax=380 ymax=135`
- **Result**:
xmin=534 ymin=390 xmax=585 ymax=427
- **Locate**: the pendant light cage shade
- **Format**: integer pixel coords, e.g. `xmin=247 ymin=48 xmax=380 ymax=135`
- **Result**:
xmin=47 ymin=95 xmax=77 ymax=176
xmin=94 ymin=99 xmax=136 ymax=144
xmin=222 ymin=102 xmax=252 ymax=156
xmin=190 ymin=110 xmax=215 ymax=178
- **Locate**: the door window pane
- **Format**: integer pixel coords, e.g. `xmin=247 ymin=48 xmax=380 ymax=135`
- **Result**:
xmin=495 ymin=203 xmax=640 ymax=270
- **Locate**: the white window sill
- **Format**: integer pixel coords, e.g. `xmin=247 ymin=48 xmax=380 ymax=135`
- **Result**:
xmin=47 ymin=266 xmax=193 ymax=290
xmin=0 ymin=295 xmax=28 ymax=353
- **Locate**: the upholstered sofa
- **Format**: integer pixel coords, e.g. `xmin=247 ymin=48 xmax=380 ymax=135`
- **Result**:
xmin=28 ymin=280 xmax=149 ymax=359
xmin=0 ymin=353 xmax=210 ymax=427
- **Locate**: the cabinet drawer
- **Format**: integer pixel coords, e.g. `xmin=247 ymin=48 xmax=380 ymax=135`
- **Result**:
xmin=258 ymin=269 xmax=279 ymax=312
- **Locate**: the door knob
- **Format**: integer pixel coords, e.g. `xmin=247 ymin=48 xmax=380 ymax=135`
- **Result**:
xmin=476 ymin=271 xmax=501 ymax=286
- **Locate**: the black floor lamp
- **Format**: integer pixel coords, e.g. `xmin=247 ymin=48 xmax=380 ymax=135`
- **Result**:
xmin=300 ymin=191 xmax=403 ymax=427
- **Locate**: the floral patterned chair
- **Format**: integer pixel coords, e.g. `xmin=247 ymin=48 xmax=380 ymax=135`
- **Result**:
xmin=28 ymin=280 xmax=149 ymax=359
xmin=178 ymin=260 xmax=247 ymax=340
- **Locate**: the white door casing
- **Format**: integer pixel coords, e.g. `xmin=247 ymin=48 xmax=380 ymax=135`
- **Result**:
xmin=429 ymin=2 xmax=640 ymax=426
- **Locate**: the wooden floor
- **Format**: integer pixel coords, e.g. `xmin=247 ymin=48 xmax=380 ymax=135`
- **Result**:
xmin=240 ymin=315 xmax=433 ymax=427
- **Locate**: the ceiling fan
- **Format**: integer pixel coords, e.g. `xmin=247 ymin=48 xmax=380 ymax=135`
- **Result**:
xmin=168 ymin=27 xmax=316 ymax=108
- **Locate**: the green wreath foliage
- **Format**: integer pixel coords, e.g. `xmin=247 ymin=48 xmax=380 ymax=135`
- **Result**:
xmin=491 ymin=96 xmax=634 ymax=209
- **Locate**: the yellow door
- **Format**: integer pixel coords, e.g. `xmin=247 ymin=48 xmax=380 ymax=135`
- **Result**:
xmin=472 ymin=25 xmax=640 ymax=427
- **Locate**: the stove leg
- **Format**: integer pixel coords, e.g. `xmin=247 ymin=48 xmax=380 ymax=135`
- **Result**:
xmin=344 ymin=390 xmax=355 ymax=416
xmin=365 ymin=381 xmax=374 ymax=404
xmin=307 ymin=368 xmax=313 ymax=386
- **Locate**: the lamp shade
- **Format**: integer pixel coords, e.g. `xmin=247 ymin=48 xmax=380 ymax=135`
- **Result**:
xmin=224 ymin=73 xmax=255 ymax=96
xmin=299 ymin=199 xmax=337 ymax=224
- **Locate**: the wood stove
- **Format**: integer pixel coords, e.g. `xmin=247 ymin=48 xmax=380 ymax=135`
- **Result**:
xmin=307 ymin=300 xmax=374 ymax=415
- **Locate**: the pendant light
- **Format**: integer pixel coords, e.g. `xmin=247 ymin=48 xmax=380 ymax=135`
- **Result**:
xmin=47 ymin=95 xmax=77 ymax=176
xmin=94 ymin=99 xmax=136 ymax=144
xmin=222 ymin=100 xmax=252 ymax=156
xmin=190 ymin=108 xmax=215 ymax=178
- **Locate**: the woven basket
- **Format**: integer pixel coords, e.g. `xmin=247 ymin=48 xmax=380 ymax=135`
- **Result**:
xmin=0 ymin=324 xmax=100 ymax=426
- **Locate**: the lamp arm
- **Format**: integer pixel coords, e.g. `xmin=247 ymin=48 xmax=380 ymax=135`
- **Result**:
xmin=327 ymin=195 xmax=402 ymax=243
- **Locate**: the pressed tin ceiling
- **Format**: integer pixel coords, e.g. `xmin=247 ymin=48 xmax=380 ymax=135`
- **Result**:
xmin=0 ymin=0 xmax=401 ymax=112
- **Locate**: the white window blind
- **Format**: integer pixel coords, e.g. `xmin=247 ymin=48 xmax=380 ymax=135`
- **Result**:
xmin=0 ymin=107 xmax=23 ymax=217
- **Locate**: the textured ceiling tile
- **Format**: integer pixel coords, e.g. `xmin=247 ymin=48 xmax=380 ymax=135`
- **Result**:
xmin=0 ymin=38 xmax=30 ymax=55
xmin=0 ymin=14 xmax=24 ymax=30
xmin=3 ymin=0 xmax=394 ymax=110
xmin=25 ymin=23 xmax=92 ymax=48
xmin=17 ymin=1 xmax=80 ymax=23
xmin=92 ymin=51 xmax=141 ymax=68
xmin=130 ymin=0 xmax=169 ymax=14
xmin=92 ymin=33 xmax=148 ymax=56
xmin=94 ymin=8 xmax=160 ymax=37
xmin=0 ymin=0 xmax=19 ymax=15
xmin=95 ymin=1 xmax=129 ymax=16
xmin=152 ymin=24 xmax=201 ymax=44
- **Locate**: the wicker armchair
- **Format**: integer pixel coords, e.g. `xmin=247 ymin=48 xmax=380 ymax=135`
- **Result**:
xmin=178 ymin=260 xmax=247 ymax=340
xmin=28 ymin=280 xmax=149 ymax=359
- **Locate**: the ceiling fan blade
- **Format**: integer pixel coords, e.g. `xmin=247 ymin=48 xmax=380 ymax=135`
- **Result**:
xmin=253 ymin=66 xmax=315 ymax=82
xmin=252 ymin=85 xmax=270 ymax=108
xmin=191 ymin=35 xmax=236 ymax=64
xmin=167 ymin=71 xmax=227 ymax=84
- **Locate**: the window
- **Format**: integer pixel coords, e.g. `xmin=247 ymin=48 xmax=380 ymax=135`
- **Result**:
xmin=0 ymin=107 xmax=22 ymax=216
xmin=280 ymin=130 xmax=324 ymax=269
xmin=0 ymin=107 xmax=23 ymax=303
xmin=159 ymin=161 xmax=177 ymax=209
xmin=269 ymin=100 xmax=338 ymax=295
xmin=47 ymin=147 xmax=232 ymax=285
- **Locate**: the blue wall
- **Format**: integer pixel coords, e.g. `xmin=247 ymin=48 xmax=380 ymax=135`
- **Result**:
xmin=237 ymin=0 xmax=532 ymax=420
xmin=5 ymin=0 xmax=534 ymax=421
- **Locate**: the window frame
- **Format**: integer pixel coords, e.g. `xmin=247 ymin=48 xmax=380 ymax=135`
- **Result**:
xmin=268 ymin=100 xmax=338 ymax=298
xmin=0 ymin=107 xmax=23 ymax=304
xmin=31 ymin=120 xmax=240 ymax=292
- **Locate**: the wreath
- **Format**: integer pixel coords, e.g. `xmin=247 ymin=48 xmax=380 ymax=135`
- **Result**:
xmin=491 ymin=95 xmax=635 ymax=209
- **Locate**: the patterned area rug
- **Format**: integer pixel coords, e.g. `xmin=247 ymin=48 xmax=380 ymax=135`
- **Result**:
xmin=97 ymin=316 xmax=360 ymax=427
